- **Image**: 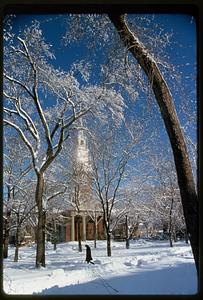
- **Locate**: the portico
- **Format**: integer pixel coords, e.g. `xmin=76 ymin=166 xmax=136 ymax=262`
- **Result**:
xmin=70 ymin=211 xmax=87 ymax=242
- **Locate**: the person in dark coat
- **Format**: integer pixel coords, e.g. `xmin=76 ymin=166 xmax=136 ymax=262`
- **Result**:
xmin=85 ymin=244 xmax=94 ymax=264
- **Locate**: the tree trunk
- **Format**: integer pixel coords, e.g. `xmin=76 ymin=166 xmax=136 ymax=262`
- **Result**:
xmin=107 ymin=232 xmax=111 ymax=256
xmin=94 ymin=214 xmax=97 ymax=249
xmin=145 ymin=224 xmax=149 ymax=239
xmin=173 ymin=226 xmax=177 ymax=243
xmin=77 ymin=216 xmax=82 ymax=252
xmin=169 ymin=236 xmax=173 ymax=247
xmin=3 ymin=186 xmax=12 ymax=259
xmin=3 ymin=210 xmax=11 ymax=259
xmin=125 ymin=215 xmax=130 ymax=249
xmin=53 ymin=218 xmax=57 ymax=251
xmin=126 ymin=238 xmax=130 ymax=249
xmin=14 ymin=226 xmax=19 ymax=262
xmin=108 ymin=13 xmax=199 ymax=274
xmin=168 ymin=197 xmax=174 ymax=247
xmin=35 ymin=173 xmax=46 ymax=268
xmin=169 ymin=225 xmax=173 ymax=247
xmin=3 ymin=233 xmax=9 ymax=259
xmin=54 ymin=242 xmax=57 ymax=251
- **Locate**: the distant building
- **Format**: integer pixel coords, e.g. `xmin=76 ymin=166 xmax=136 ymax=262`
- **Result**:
xmin=47 ymin=125 xmax=105 ymax=243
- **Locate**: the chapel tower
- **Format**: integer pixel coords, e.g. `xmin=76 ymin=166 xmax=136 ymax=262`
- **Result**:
xmin=67 ymin=123 xmax=103 ymax=242
xmin=74 ymin=123 xmax=93 ymax=210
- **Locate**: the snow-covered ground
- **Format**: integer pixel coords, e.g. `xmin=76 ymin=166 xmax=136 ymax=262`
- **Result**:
xmin=3 ymin=239 xmax=198 ymax=295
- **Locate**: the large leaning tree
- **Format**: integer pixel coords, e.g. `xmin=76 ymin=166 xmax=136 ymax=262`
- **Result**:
xmin=3 ymin=21 xmax=126 ymax=268
xmin=108 ymin=13 xmax=198 ymax=273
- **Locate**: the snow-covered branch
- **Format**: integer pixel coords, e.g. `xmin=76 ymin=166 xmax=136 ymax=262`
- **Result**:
xmin=3 ymin=119 xmax=37 ymax=170
xmin=4 ymin=73 xmax=34 ymax=98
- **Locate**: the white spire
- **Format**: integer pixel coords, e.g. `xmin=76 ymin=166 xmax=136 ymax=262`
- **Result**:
xmin=77 ymin=129 xmax=89 ymax=165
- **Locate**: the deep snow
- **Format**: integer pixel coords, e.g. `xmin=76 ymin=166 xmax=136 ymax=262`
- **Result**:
xmin=3 ymin=239 xmax=198 ymax=295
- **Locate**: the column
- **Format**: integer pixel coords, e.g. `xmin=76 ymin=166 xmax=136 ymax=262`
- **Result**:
xmin=71 ymin=215 xmax=75 ymax=241
xmin=82 ymin=215 xmax=86 ymax=241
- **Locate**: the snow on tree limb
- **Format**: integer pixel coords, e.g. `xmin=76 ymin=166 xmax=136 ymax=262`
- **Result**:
xmin=3 ymin=119 xmax=37 ymax=167
xmin=4 ymin=73 xmax=34 ymax=98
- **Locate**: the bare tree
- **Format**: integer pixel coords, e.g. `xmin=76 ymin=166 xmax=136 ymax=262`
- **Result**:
xmin=90 ymin=124 xmax=140 ymax=256
xmin=3 ymin=30 xmax=82 ymax=266
xmin=3 ymin=22 xmax=126 ymax=267
xmin=42 ymin=176 xmax=68 ymax=251
xmin=85 ymin=206 xmax=103 ymax=249
xmin=149 ymin=152 xmax=186 ymax=247
xmin=3 ymin=185 xmax=13 ymax=259
xmin=11 ymin=189 xmax=36 ymax=262
xmin=3 ymin=134 xmax=33 ymax=259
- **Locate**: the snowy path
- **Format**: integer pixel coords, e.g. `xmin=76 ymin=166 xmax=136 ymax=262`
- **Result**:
xmin=3 ymin=240 xmax=198 ymax=295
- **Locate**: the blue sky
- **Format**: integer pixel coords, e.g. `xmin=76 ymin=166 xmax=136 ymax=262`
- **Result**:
xmin=11 ymin=13 xmax=196 ymax=71
xmin=6 ymin=13 xmax=197 ymax=162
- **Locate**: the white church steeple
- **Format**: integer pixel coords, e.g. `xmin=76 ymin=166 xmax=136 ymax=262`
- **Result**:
xmin=77 ymin=129 xmax=89 ymax=165
xmin=76 ymin=118 xmax=90 ymax=171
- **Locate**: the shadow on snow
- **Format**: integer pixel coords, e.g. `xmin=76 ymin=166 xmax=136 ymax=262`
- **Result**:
xmin=37 ymin=262 xmax=198 ymax=295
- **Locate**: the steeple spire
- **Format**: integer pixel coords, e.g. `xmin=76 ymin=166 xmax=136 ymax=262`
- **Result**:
xmin=77 ymin=119 xmax=89 ymax=168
